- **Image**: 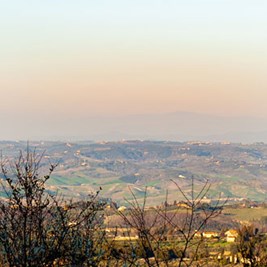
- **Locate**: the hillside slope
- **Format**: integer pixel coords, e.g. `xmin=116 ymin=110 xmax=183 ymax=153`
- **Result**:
xmin=1 ymin=140 xmax=267 ymax=204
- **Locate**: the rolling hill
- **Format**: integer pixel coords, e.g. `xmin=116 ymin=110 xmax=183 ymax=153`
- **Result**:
xmin=1 ymin=140 xmax=267 ymax=205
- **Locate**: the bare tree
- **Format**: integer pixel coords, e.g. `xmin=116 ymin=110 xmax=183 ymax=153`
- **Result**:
xmin=168 ymin=177 xmax=226 ymax=267
xmin=115 ymin=177 xmax=226 ymax=267
xmin=0 ymin=148 xmax=106 ymax=267
xmin=116 ymin=188 xmax=167 ymax=267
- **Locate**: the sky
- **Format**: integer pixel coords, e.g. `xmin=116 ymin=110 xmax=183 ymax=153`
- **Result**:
xmin=0 ymin=1 xmax=267 ymax=140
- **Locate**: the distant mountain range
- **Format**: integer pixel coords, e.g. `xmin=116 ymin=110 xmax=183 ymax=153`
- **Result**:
xmin=83 ymin=112 xmax=267 ymax=143
xmin=43 ymin=112 xmax=267 ymax=143
xmin=1 ymin=111 xmax=267 ymax=143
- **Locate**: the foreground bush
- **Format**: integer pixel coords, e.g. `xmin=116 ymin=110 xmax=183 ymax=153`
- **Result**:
xmin=0 ymin=149 xmax=106 ymax=267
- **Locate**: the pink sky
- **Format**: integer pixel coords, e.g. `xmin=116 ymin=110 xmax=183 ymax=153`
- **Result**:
xmin=0 ymin=1 xmax=267 ymax=139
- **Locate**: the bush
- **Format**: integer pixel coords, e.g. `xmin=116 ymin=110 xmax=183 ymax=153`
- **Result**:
xmin=0 ymin=148 xmax=106 ymax=266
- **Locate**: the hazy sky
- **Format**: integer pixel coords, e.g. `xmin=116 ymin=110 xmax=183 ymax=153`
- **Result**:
xmin=0 ymin=1 xmax=267 ymax=139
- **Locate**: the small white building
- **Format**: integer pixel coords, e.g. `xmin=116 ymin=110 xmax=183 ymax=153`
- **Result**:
xmin=225 ymin=229 xmax=238 ymax=242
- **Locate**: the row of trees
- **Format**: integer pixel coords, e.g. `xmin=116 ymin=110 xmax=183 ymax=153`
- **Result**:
xmin=0 ymin=148 xmax=266 ymax=266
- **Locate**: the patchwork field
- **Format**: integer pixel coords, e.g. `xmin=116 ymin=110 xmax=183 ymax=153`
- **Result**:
xmin=1 ymin=140 xmax=267 ymax=204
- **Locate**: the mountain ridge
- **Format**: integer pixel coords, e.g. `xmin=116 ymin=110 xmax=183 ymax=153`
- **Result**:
xmin=2 ymin=111 xmax=267 ymax=142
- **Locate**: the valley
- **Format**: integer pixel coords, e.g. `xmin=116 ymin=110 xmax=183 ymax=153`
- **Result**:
xmin=1 ymin=140 xmax=267 ymax=205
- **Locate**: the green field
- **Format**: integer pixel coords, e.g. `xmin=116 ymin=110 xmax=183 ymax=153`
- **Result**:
xmin=223 ymin=207 xmax=267 ymax=222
